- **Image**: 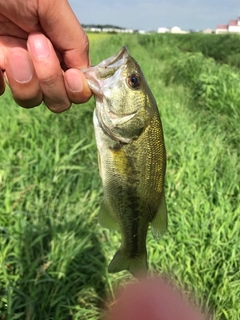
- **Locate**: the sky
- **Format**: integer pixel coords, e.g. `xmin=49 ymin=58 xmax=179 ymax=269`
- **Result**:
xmin=69 ymin=0 xmax=240 ymax=31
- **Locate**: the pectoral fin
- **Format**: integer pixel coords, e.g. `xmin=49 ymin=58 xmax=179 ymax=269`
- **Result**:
xmin=150 ymin=192 xmax=168 ymax=239
xmin=98 ymin=200 xmax=119 ymax=230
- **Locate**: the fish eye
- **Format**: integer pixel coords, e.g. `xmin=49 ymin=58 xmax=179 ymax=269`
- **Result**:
xmin=127 ymin=73 xmax=141 ymax=89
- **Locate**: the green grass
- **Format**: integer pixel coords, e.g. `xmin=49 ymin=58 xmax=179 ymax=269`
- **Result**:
xmin=87 ymin=32 xmax=112 ymax=45
xmin=138 ymin=33 xmax=240 ymax=68
xmin=0 ymin=33 xmax=240 ymax=319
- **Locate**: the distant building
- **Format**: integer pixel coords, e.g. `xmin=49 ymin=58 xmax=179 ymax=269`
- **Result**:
xmin=87 ymin=27 xmax=101 ymax=32
xmin=83 ymin=25 xmax=133 ymax=34
xmin=122 ymin=29 xmax=134 ymax=33
xmin=215 ymin=24 xmax=228 ymax=34
xmin=203 ymin=28 xmax=214 ymax=34
xmin=157 ymin=27 xmax=170 ymax=33
xmin=170 ymin=26 xmax=189 ymax=34
xmin=216 ymin=17 xmax=240 ymax=34
xmin=228 ymin=18 xmax=240 ymax=32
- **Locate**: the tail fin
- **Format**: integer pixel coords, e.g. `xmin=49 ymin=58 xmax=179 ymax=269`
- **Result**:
xmin=108 ymin=249 xmax=148 ymax=278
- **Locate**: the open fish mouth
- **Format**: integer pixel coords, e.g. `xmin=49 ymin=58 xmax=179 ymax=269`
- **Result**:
xmin=96 ymin=45 xmax=129 ymax=69
xmin=83 ymin=46 xmax=130 ymax=96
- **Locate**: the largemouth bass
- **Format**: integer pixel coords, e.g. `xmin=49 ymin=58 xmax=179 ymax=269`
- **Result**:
xmin=84 ymin=46 xmax=167 ymax=277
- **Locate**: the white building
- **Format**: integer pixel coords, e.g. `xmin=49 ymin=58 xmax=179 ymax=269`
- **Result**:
xmin=83 ymin=27 xmax=133 ymax=33
xmin=157 ymin=27 xmax=170 ymax=33
xmin=122 ymin=29 xmax=133 ymax=33
xmin=228 ymin=19 xmax=240 ymax=32
xmin=88 ymin=27 xmax=101 ymax=32
xmin=203 ymin=28 xmax=213 ymax=34
xmin=170 ymin=26 xmax=189 ymax=34
xmin=215 ymin=24 xmax=228 ymax=34
xmin=216 ymin=17 xmax=240 ymax=34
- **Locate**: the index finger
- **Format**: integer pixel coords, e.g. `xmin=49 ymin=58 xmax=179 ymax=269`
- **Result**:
xmin=38 ymin=0 xmax=89 ymax=69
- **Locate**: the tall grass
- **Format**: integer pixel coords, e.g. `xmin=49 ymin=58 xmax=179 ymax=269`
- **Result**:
xmin=164 ymin=51 xmax=240 ymax=116
xmin=138 ymin=33 xmax=240 ymax=68
xmin=0 ymin=33 xmax=239 ymax=319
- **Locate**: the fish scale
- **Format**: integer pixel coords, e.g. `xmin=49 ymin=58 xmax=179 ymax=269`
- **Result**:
xmin=84 ymin=46 xmax=167 ymax=277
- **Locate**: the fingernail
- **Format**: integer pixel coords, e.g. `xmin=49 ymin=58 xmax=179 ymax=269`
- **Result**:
xmin=65 ymin=70 xmax=83 ymax=92
xmin=28 ymin=33 xmax=50 ymax=59
xmin=7 ymin=51 xmax=33 ymax=83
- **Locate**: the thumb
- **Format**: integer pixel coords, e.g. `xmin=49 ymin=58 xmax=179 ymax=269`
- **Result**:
xmin=38 ymin=0 xmax=89 ymax=69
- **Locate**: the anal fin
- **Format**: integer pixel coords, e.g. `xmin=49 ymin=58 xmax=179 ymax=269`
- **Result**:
xmin=108 ymin=248 xmax=148 ymax=278
xmin=98 ymin=200 xmax=119 ymax=230
xmin=151 ymin=191 xmax=168 ymax=239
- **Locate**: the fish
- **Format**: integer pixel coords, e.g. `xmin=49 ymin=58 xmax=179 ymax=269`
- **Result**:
xmin=84 ymin=46 xmax=167 ymax=277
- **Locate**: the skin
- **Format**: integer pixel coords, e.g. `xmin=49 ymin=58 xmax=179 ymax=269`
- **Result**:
xmin=106 ymin=277 xmax=207 ymax=320
xmin=0 ymin=0 xmax=92 ymax=112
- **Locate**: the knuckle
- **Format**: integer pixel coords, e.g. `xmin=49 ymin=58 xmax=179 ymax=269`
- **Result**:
xmin=15 ymin=96 xmax=42 ymax=108
xmin=39 ymin=71 xmax=60 ymax=88
xmin=13 ymin=88 xmax=42 ymax=102
xmin=45 ymin=100 xmax=71 ymax=113
xmin=80 ymin=33 xmax=90 ymax=53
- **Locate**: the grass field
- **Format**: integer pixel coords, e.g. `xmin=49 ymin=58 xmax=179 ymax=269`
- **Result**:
xmin=0 ymin=33 xmax=240 ymax=319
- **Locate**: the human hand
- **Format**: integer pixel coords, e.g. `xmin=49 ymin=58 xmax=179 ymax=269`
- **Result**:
xmin=106 ymin=277 xmax=207 ymax=320
xmin=0 ymin=0 xmax=92 ymax=112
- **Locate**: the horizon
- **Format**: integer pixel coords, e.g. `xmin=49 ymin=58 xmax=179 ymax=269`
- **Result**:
xmin=69 ymin=0 xmax=240 ymax=32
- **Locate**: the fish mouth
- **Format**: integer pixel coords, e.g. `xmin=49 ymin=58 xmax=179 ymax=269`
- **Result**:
xmin=83 ymin=46 xmax=129 ymax=96
xmin=95 ymin=45 xmax=129 ymax=69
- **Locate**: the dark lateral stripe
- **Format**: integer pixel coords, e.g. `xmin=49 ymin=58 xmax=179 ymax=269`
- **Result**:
xmin=128 ymin=193 xmax=143 ymax=258
xmin=125 ymin=146 xmax=143 ymax=258
xmin=131 ymin=218 xmax=139 ymax=258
